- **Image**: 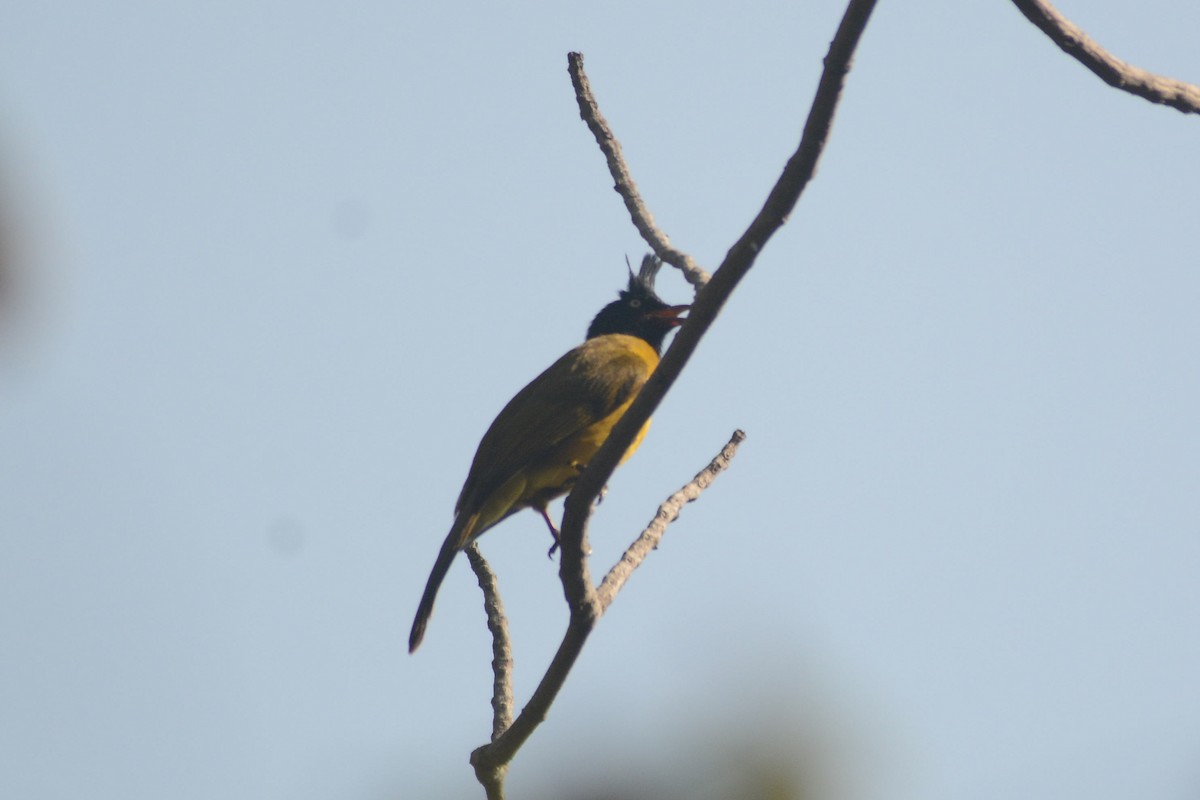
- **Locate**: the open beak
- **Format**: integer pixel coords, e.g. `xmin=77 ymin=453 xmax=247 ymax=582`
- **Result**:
xmin=648 ymin=304 xmax=690 ymax=327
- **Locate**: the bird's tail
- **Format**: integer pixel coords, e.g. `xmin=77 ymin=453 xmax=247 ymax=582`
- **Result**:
xmin=409 ymin=513 xmax=477 ymax=653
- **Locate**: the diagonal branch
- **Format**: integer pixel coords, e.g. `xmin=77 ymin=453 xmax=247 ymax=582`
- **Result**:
xmin=1010 ymin=0 xmax=1200 ymax=114
xmin=568 ymin=52 xmax=711 ymax=290
xmin=565 ymin=0 xmax=877 ymax=532
xmin=597 ymin=429 xmax=747 ymax=610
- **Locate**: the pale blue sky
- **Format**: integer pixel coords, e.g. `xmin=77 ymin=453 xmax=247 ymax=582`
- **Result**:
xmin=2 ymin=2 xmax=1199 ymax=798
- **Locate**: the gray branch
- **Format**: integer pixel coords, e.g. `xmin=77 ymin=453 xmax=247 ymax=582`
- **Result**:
xmin=465 ymin=545 xmax=513 ymax=741
xmin=567 ymin=52 xmax=712 ymax=290
xmin=597 ymin=429 xmax=747 ymax=610
xmin=468 ymin=0 xmax=879 ymax=795
xmin=1011 ymin=0 xmax=1200 ymax=114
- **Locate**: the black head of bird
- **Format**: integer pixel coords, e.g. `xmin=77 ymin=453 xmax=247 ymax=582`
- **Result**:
xmin=409 ymin=256 xmax=688 ymax=653
xmin=586 ymin=259 xmax=690 ymax=350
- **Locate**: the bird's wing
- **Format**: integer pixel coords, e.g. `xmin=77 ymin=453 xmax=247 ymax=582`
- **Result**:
xmin=455 ymin=335 xmax=654 ymax=514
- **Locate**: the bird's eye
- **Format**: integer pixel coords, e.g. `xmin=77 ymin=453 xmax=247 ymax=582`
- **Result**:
xmin=628 ymin=299 xmax=642 ymax=308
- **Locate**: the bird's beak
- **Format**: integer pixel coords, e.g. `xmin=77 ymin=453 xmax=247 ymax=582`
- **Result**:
xmin=648 ymin=304 xmax=690 ymax=327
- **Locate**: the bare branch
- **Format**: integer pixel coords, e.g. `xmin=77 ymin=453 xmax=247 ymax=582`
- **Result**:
xmin=465 ymin=545 xmax=513 ymax=741
xmin=470 ymin=0 xmax=878 ymax=791
xmin=564 ymin=0 xmax=878 ymax=532
xmin=567 ymin=52 xmax=711 ymax=290
xmin=470 ymin=430 xmax=744 ymax=787
xmin=597 ymin=429 xmax=747 ymax=610
xmin=471 ymin=470 xmax=605 ymax=771
xmin=470 ymin=755 xmax=506 ymax=800
xmin=1011 ymin=0 xmax=1200 ymax=114
xmin=470 ymin=611 xmax=593 ymax=782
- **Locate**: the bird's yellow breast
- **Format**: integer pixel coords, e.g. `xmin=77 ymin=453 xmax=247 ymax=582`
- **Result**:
xmin=523 ymin=379 xmax=652 ymax=496
xmin=458 ymin=333 xmax=660 ymax=537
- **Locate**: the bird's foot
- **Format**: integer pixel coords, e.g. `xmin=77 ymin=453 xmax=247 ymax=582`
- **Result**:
xmin=539 ymin=506 xmax=561 ymax=560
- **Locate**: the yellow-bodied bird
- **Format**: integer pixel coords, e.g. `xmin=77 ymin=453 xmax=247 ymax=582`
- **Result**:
xmin=409 ymin=257 xmax=688 ymax=653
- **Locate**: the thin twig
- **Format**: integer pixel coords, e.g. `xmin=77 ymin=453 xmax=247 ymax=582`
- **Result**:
xmin=597 ymin=430 xmax=747 ymax=610
xmin=465 ymin=545 xmax=514 ymax=741
xmin=568 ymin=52 xmax=711 ymax=290
xmin=1010 ymin=0 xmax=1200 ymax=115
xmin=464 ymin=546 xmax=514 ymax=799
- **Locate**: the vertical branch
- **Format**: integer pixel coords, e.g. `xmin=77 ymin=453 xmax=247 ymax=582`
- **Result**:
xmin=465 ymin=545 xmax=513 ymax=740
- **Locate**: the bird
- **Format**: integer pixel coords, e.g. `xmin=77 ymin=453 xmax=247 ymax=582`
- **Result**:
xmin=408 ymin=256 xmax=688 ymax=653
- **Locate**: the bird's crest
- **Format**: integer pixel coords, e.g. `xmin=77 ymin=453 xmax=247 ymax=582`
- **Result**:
xmin=625 ymin=254 xmax=664 ymax=299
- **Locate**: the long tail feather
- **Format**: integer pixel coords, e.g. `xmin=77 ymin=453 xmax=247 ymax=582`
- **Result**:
xmin=409 ymin=514 xmax=477 ymax=653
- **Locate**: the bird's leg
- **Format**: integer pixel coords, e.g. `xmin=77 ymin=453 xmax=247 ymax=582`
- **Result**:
xmin=538 ymin=505 xmax=561 ymax=559
xmin=538 ymin=505 xmax=591 ymax=558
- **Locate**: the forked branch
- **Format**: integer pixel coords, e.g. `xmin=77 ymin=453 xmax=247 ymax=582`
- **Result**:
xmin=566 ymin=0 xmax=878 ymax=523
xmin=568 ymin=52 xmax=711 ymax=290
xmin=469 ymin=431 xmax=746 ymax=799
xmin=460 ymin=2 xmax=1195 ymax=797
xmin=468 ymin=1 xmax=880 ymax=796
